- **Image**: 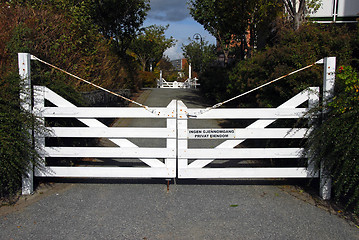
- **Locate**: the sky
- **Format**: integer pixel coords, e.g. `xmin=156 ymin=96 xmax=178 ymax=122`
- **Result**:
xmin=143 ymin=0 xmax=216 ymax=60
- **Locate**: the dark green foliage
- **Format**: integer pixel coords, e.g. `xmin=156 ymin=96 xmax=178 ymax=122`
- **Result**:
xmin=189 ymin=0 xmax=282 ymax=61
xmin=2 ymin=1 xmax=145 ymax=92
xmin=130 ymin=25 xmax=176 ymax=72
xmin=198 ymin=23 xmax=355 ymax=108
xmin=0 ymin=73 xmax=43 ymax=197
xmin=227 ymin=23 xmax=355 ymax=107
xmin=90 ymin=0 xmax=150 ymax=55
xmin=182 ymin=38 xmax=217 ymax=74
xmin=304 ymin=66 xmax=359 ymax=214
xmin=200 ymin=67 xmax=230 ymax=104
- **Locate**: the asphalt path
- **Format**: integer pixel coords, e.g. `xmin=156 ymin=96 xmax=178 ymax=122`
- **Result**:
xmin=1 ymin=88 xmax=358 ymax=240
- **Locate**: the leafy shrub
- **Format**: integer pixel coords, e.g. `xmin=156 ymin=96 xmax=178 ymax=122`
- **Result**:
xmin=304 ymin=66 xmax=359 ymax=214
xmin=138 ymin=71 xmax=157 ymax=88
xmin=0 ymin=73 xmax=43 ymax=198
xmin=1 ymin=2 xmax=129 ymax=93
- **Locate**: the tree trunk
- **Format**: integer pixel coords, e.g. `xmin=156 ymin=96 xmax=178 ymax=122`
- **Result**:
xmin=293 ymin=12 xmax=301 ymax=30
xmin=223 ymin=49 xmax=229 ymax=66
xmin=140 ymin=59 xmax=146 ymax=71
xmin=282 ymin=0 xmax=306 ymax=30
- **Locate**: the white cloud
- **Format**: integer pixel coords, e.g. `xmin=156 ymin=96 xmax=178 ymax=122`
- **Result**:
xmin=164 ymin=41 xmax=184 ymax=60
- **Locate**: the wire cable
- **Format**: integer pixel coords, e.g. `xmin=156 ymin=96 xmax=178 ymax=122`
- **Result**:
xmin=31 ymin=55 xmax=156 ymax=113
xmin=191 ymin=61 xmax=321 ymax=117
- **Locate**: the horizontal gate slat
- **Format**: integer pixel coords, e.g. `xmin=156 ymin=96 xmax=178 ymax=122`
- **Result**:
xmin=185 ymin=108 xmax=308 ymax=119
xmin=45 ymin=147 xmax=175 ymax=158
xmin=41 ymin=107 xmax=175 ymax=118
xmin=178 ymin=167 xmax=318 ymax=178
xmin=36 ymin=167 xmax=175 ymax=178
xmin=47 ymin=127 xmax=176 ymax=138
xmin=178 ymin=148 xmax=304 ymax=159
xmin=182 ymin=128 xmax=309 ymax=139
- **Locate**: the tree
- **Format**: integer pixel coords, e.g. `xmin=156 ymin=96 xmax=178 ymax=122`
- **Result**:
xmin=282 ymin=0 xmax=322 ymax=30
xmin=226 ymin=23 xmax=354 ymax=108
xmin=157 ymin=56 xmax=174 ymax=71
xmin=189 ymin=0 xmax=244 ymax=63
xmin=91 ymin=0 xmax=150 ymax=55
xmin=182 ymin=38 xmax=217 ymax=74
xmin=189 ymin=0 xmax=282 ymax=62
xmin=130 ymin=25 xmax=176 ymax=71
xmin=11 ymin=0 xmax=150 ymax=55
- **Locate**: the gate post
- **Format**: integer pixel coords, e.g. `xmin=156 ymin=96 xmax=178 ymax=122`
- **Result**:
xmin=165 ymin=100 xmax=177 ymax=177
xmin=19 ymin=53 xmax=34 ymax=195
xmin=177 ymin=101 xmax=188 ymax=177
xmin=320 ymin=57 xmax=336 ymax=200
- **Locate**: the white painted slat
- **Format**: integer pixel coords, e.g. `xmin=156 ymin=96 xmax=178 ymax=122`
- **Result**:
xmin=41 ymin=107 xmax=174 ymax=118
xmin=179 ymin=148 xmax=304 ymax=159
xmin=36 ymin=167 xmax=175 ymax=178
xmin=185 ymin=108 xmax=307 ymax=119
xmin=178 ymin=167 xmax=318 ymax=179
xmin=47 ymin=127 xmax=176 ymax=138
xmin=104 ymin=139 xmax=165 ymax=168
xmin=45 ymin=147 xmax=175 ymax=158
xmin=183 ymin=128 xmax=308 ymax=139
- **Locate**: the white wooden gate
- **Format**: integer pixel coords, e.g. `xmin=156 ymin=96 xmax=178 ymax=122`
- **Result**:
xmin=177 ymin=87 xmax=319 ymax=179
xmin=33 ymin=86 xmax=177 ymax=179
xmin=33 ymin=86 xmax=318 ymax=180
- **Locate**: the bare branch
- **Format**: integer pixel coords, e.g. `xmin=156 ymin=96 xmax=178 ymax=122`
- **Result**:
xmin=282 ymin=0 xmax=295 ymax=18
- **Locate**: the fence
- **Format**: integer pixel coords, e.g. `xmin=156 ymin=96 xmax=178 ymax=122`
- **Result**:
xmin=157 ymin=78 xmax=199 ymax=89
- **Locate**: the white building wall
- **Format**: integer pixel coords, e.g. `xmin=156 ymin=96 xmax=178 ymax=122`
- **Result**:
xmin=310 ymin=0 xmax=359 ymax=22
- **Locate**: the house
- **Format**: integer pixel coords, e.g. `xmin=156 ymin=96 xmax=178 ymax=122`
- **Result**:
xmin=170 ymin=58 xmax=187 ymax=71
xmin=309 ymin=0 xmax=359 ymax=23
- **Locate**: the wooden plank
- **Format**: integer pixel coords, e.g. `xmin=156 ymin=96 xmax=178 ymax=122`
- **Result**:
xmin=185 ymin=108 xmax=308 ymax=119
xmin=45 ymin=147 xmax=175 ymax=158
xmin=35 ymin=166 xmax=175 ymax=178
xmin=178 ymin=167 xmax=318 ymax=178
xmin=47 ymin=127 xmax=176 ymax=138
xmin=179 ymin=148 xmax=304 ymax=159
xmin=183 ymin=128 xmax=308 ymax=139
xmin=41 ymin=107 xmax=174 ymax=118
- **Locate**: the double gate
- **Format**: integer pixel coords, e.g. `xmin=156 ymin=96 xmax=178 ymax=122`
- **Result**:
xmin=32 ymin=86 xmax=318 ymax=180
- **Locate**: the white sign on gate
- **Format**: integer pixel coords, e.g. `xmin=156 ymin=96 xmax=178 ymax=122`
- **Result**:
xmin=188 ymin=129 xmax=235 ymax=139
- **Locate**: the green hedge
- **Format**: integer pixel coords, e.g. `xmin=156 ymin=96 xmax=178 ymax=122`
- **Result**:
xmin=304 ymin=66 xmax=359 ymax=214
xmin=0 ymin=73 xmax=43 ymax=198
